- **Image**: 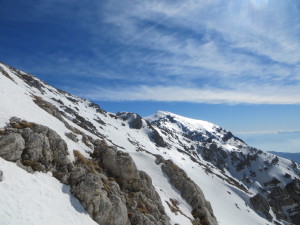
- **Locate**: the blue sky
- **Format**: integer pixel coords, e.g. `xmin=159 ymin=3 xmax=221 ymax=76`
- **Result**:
xmin=1 ymin=0 xmax=300 ymax=152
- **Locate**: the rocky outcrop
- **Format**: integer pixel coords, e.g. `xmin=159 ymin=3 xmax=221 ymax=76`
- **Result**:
xmin=0 ymin=133 xmax=25 ymax=161
xmin=250 ymin=194 xmax=271 ymax=220
xmin=88 ymin=102 xmax=106 ymax=114
xmin=116 ymin=112 xmax=143 ymax=129
xmin=65 ymin=132 xmax=78 ymax=142
xmin=0 ymin=170 xmax=3 ymax=182
xmin=0 ymin=117 xmax=171 ymax=225
xmin=0 ymin=64 xmax=15 ymax=82
xmin=93 ymin=142 xmax=171 ymax=225
xmin=267 ymin=179 xmax=300 ymax=224
xmin=33 ymin=96 xmax=66 ymax=123
xmin=156 ymin=157 xmax=218 ymax=225
xmin=146 ymin=121 xmax=167 ymax=148
xmin=70 ymin=167 xmax=130 ymax=225
xmin=0 ymin=117 xmax=71 ymax=173
xmin=151 ymin=129 xmax=167 ymax=148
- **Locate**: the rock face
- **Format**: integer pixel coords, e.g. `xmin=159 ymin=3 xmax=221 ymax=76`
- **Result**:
xmin=70 ymin=169 xmax=130 ymax=225
xmin=117 ymin=112 xmax=143 ymax=130
xmin=250 ymin=194 xmax=271 ymax=220
xmin=0 ymin=117 xmax=171 ymax=225
xmin=156 ymin=158 xmax=218 ymax=225
xmin=0 ymin=133 xmax=25 ymax=161
xmin=93 ymin=142 xmax=171 ymax=225
xmin=267 ymin=179 xmax=300 ymax=224
xmin=65 ymin=132 xmax=78 ymax=142
xmin=0 ymin=118 xmax=70 ymax=173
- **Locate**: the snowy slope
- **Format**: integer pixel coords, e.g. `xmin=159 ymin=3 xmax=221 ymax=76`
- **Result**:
xmin=0 ymin=62 xmax=299 ymax=225
xmin=0 ymin=158 xmax=98 ymax=225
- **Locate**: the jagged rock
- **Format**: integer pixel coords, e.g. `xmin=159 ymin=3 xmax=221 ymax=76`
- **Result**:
xmin=65 ymin=132 xmax=78 ymax=142
xmin=145 ymin=121 xmax=167 ymax=147
xmin=0 ymin=64 xmax=15 ymax=81
xmin=9 ymin=117 xmax=22 ymax=124
xmin=160 ymin=159 xmax=218 ymax=225
xmin=0 ymin=133 xmax=25 ymax=161
xmin=21 ymin=73 xmax=45 ymax=92
xmin=70 ymin=170 xmax=129 ymax=225
xmin=130 ymin=213 xmax=164 ymax=225
xmin=151 ymin=129 xmax=167 ymax=147
xmin=154 ymin=154 xmax=165 ymax=165
xmin=0 ymin=119 xmax=70 ymax=172
xmin=267 ymin=179 xmax=300 ymax=224
xmin=82 ymin=134 xmax=94 ymax=148
xmin=88 ymin=102 xmax=106 ymax=114
xmin=20 ymin=124 xmax=70 ymax=172
xmin=61 ymin=105 xmax=100 ymax=136
xmin=94 ymin=143 xmax=170 ymax=225
xmin=222 ymin=131 xmax=234 ymax=142
xmin=250 ymin=194 xmax=272 ymax=220
xmin=0 ymin=118 xmax=171 ymax=225
xmin=0 ymin=170 xmax=3 ymax=181
xmin=201 ymin=144 xmax=227 ymax=170
xmin=33 ymin=97 xmax=65 ymax=122
xmin=116 ymin=112 xmax=143 ymax=129
xmin=102 ymin=147 xmax=140 ymax=188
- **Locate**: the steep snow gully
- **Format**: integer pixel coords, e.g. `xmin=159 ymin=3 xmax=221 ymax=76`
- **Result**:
xmin=0 ymin=62 xmax=299 ymax=225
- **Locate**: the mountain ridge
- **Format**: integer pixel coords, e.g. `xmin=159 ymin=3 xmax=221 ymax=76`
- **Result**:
xmin=0 ymin=62 xmax=299 ymax=225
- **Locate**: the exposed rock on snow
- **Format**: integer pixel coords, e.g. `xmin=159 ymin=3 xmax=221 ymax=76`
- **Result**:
xmin=117 ymin=112 xmax=143 ymax=129
xmin=1 ymin=62 xmax=300 ymax=225
xmin=0 ymin=118 xmax=70 ymax=173
xmin=70 ymin=168 xmax=130 ymax=225
xmin=250 ymin=194 xmax=272 ymax=221
xmin=157 ymin=158 xmax=218 ymax=225
xmin=65 ymin=132 xmax=79 ymax=142
xmin=0 ymin=117 xmax=171 ymax=225
xmin=92 ymin=141 xmax=171 ymax=225
xmin=0 ymin=170 xmax=3 ymax=181
xmin=0 ymin=133 xmax=25 ymax=161
xmin=268 ymin=179 xmax=300 ymax=224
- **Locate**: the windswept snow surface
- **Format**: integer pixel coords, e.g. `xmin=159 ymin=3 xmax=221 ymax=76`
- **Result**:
xmin=146 ymin=110 xmax=217 ymax=133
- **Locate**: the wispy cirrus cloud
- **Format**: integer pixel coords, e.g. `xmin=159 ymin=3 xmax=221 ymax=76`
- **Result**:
xmin=71 ymin=82 xmax=300 ymax=105
xmin=2 ymin=0 xmax=300 ymax=104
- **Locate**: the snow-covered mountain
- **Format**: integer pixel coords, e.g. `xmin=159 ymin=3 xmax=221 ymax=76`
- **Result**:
xmin=0 ymin=62 xmax=299 ymax=225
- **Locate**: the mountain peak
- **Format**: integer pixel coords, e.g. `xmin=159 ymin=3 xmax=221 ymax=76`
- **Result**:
xmin=146 ymin=110 xmax=218 ymax=133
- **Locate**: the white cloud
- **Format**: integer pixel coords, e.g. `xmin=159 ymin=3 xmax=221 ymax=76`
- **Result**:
xmin=74 ymin=83 xmax=300 ymax=105
xmin=9 ymin=0 xmax=300 ymax=104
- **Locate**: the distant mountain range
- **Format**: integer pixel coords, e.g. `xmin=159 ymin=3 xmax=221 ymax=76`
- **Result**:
xmin=269 ymin=151 xmax=300 ymax=164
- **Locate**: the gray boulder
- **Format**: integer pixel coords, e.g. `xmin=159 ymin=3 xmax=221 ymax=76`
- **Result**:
xmin=20 ymin=124 xmax=70 ymax=172
xmin=70 ymin=171 xmax=129 ymax=225
xmin=102 ymin=147 xmax=140 ymax=188
xmin=0 ymin=133 xmax=25 ymax=161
